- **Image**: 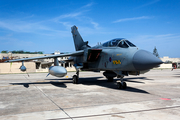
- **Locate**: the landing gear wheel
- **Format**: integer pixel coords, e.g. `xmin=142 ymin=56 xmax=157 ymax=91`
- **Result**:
xmin=117 ymin=82 xmax=122 ymax=89
xmin=107 ymin=77 xmax=114 ymax=82
xmin=121 ymin=82 xmax=127 ymax=89
xmin=73 ymin=75 xmax=78 ymax=84
xmin=117 ymin=82 xmax=127 ymax=89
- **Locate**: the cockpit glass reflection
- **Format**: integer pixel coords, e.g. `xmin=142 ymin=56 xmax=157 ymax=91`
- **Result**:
xmin=125 ymin=40 xmax=136 ymax=47
xmin=102 ymin=38 xmax=136 ymax=48
xmin=118 ymin=41 xmax=128 ymax=48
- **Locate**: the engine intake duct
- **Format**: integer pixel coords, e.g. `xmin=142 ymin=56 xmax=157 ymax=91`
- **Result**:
xmin=87 ymin=49 xmax=102 ymax=62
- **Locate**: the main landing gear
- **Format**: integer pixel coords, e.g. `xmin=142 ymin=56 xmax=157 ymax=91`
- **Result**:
xmin=73 ymin=70 xmax=79 ymax=84
xmin=117 ymin=76 xmax=127 ymax=89
xmin=117 ymin=81 xmax=127 ymax=89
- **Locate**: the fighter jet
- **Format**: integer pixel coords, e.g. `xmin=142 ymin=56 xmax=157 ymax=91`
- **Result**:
xmin=5 ymin=25 xmax=163 ymax=89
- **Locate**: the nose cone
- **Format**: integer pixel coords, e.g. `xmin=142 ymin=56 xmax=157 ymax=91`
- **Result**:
xmin=133 ymin=50 xmax=163 ymax=71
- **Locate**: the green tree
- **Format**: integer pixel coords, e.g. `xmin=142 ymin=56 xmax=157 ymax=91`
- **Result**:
xmin=153 ymin=46 xmax=159 ymax=58
xmin=38 ymin=51 xmax=43 ymax=54
xmin=1 ymin=50 xmax=8 ymax=53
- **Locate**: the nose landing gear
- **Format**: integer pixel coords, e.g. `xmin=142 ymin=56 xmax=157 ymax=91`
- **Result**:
xmin=117 ymin=76 xmax=127 ymax=89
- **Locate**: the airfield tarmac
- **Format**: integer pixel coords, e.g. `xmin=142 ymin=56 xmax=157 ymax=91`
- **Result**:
xmin=0 ymin=69 xmax=180 ymax=120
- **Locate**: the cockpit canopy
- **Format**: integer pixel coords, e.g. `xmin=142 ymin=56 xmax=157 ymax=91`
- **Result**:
xmin=102 ymin=38 xmax=136 ymax=48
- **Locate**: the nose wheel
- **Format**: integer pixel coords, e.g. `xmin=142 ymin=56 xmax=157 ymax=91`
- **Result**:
xmin=117 ymin=76 xmax=127 ymax=89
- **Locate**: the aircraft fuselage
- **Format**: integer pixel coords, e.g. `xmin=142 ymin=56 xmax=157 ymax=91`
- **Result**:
xmin=74 ymin=38 xmax=162 ymax=77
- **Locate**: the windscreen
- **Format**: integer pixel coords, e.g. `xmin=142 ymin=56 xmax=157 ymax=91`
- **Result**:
xmin=102 ymin=38 xmax=123 ymax=47
xmin=109 ymin=39 xmax=121 ymax=47
xmin=125 ymin=40 xmax=136 ymax=47
xmin=118 ymin=41 xmax=129 ymax=48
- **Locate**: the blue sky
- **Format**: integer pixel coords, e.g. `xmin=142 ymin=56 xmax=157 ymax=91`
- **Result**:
xmin=0 ymin=0 xmax=180 ymax=57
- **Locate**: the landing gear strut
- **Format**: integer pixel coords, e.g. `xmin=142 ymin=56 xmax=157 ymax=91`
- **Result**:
xmin=117 ymin=76 xmax=127 ymax=89
xmin=73 ymin=70 xmax=79 ymax=84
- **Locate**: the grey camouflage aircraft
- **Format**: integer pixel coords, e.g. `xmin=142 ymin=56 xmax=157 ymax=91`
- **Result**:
xmin=5 ymin=25 xmax=163 ymax=89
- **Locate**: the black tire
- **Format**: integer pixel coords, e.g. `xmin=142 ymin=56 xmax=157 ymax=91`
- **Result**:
xmin=73 ymin=75 xmax=78 ymax=84
xmin=107 ymin=77 xmax=113 ymax=82
xmin=121 ymin=82 xmax=127 ymax=89
xmin=117 ymin=82 xmax=122 ymax=89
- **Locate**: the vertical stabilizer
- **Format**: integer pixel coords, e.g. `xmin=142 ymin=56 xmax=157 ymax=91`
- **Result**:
xmin=71 ymin=25 xmax=88 ymax=51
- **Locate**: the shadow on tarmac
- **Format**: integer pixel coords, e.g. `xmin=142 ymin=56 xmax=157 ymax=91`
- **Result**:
xmin=124 ymin=77 xmax=153 ymax=81
xmin=78 ymin=77 xmax=149 ymax=94
xmin=10 ymin=81 xmax=68 ymax=88
xmin=10 ymin=76 xmax=150 ymax=94
xmin=172 ymin=76 xmax=180 ymax=78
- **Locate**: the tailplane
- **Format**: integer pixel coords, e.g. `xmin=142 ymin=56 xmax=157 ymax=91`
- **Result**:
xmin=71 ymin=25 xmax=90 ymax=51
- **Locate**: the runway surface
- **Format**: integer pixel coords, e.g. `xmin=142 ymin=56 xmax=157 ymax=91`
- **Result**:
xmin=0 ymin=69 xmax=180 ymax=120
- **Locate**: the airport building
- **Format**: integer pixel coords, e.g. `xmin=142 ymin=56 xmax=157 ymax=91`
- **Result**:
xmin=159 ymin=56 xmax=180 ymax=69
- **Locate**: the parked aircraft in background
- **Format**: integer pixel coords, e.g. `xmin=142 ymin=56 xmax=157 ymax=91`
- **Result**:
xmin=5 ymin=26 xmax=163 ymax=89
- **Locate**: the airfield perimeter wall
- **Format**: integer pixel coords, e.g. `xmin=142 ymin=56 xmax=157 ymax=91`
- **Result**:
xmin=158 ymin=64 xmax=172 ymax=69
xmin=0 ymin=62 xmax=36 ymax=74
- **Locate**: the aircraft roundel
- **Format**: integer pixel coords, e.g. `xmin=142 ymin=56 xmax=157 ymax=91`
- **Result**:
xmin=109 ymin=57 xmax=112 ymax=62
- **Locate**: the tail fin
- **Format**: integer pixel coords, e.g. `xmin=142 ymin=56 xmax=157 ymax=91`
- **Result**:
xmin=71 ymin=25 xmax=90 ymax=51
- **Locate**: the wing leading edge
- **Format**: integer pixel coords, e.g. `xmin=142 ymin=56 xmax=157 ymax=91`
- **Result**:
xmin=5 ymin=50 xmax=84 ymax=62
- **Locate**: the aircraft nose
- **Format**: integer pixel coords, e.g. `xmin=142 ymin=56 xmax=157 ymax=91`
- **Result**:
xmin=133 ymin=50 xmax=163 ymax=71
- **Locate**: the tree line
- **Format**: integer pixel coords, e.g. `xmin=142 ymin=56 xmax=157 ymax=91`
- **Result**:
xmin=1 ymin=50 xmax=43 ymax=54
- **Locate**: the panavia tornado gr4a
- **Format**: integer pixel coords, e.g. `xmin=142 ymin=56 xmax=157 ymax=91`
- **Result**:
xmin=5 ymin=25 xmax=163 ymax=89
